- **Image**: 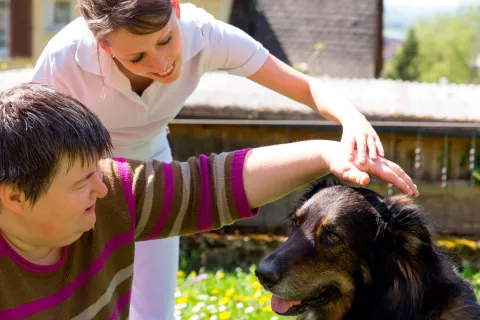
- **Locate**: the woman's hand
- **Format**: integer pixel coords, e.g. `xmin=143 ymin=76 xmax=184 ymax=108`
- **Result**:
xmin=325 ymin=142 xmax=418 ymax=197
xmin=341 ymin=115 xmax=385 ymax=164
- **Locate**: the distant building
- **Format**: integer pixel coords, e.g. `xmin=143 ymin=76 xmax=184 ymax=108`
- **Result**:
xmin=0 ymin=0 xmax=233 ymax=70
xmin=229 ymin=0 xmax=384 ymax=78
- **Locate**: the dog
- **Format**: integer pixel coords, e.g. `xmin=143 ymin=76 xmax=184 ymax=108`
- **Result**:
xmin=255 ymin=175 xmax=480 ymax=320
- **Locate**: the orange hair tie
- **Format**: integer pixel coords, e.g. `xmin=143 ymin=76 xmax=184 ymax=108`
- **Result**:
xmin=99 ymin=42 xmax=113 ymax=56
xmin=173 ymin=0 xmax=181 ymax=19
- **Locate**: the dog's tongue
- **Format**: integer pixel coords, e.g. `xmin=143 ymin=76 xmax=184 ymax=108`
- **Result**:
xmin=271 ymin=295 xmax=301 ymax=314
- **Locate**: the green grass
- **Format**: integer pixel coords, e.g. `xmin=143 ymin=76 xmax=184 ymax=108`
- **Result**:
xmin=463 ymin=268 xmax=480 ymax=301
xmin=175 ymin=267 xmax=480 ymax=320
xmin=175 ymin=266 xmax=287 ymax=320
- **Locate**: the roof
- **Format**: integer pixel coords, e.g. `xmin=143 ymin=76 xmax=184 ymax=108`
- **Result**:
xmin=1 ymin=69 xmax=480 ymax=123
xmin=183 ymin=72 xmax=480 ymax=123
xmin=229 ymin=0 xmax=380 ymax=78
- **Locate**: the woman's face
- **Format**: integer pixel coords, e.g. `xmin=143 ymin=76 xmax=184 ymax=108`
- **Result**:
xmin=104 ymin=9 xmax=183 ymax=84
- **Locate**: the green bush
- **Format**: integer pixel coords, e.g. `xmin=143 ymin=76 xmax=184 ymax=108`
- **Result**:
xmin=463 ymin=268 xmax=480 ymax=301
xmin=175 ymin=267 xmax=480 ymax=319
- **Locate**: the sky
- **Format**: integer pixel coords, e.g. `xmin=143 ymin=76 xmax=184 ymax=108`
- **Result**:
xmin=386 ymin=0 xmax=479 ymax=6
xmin=383 ymin=0 xmax=480 ymax=40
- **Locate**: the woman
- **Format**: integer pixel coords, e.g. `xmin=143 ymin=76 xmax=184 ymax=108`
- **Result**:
xmin=32 ymin=1 xmax=386 ymax=319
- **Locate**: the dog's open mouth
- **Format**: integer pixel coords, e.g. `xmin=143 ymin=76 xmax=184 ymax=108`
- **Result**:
xmin=270 ymin=285 xmax=339 ymax=315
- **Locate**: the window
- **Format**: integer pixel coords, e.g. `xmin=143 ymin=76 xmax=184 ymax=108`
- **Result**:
xmin=53 ymin=0 xmax=71 ymax=25
xmin=0 ymin=0 xmax=9 ymax=58
xmin=44 ymin=0 xmax=72 ymax=32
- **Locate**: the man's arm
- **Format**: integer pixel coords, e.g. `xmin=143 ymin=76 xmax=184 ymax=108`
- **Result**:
xmin=101 ymin=140 xmax=418 ymax=242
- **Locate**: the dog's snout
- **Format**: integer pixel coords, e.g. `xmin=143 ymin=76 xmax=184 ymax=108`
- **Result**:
xmin=255 ymin=263 xmax=283 ymax=288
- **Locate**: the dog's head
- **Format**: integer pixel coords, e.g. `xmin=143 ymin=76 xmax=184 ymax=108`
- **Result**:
xmin=256 ymin=175 xmax=436 ymax=319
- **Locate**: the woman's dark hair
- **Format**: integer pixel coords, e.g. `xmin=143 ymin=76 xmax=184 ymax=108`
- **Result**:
xmin=0 ymin=83 xmax=112 ymax=204
xmin=79 ymin=0 xmax=173 ymax=43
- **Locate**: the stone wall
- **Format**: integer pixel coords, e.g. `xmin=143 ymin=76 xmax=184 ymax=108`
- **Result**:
xmin=179 ymin=233 xmax=480 ymax=274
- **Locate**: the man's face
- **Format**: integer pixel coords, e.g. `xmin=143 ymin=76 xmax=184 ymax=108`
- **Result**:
xmin=14 ymin=158 xmax=108 ymax=248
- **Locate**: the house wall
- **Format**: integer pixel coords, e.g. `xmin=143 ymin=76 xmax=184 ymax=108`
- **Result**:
xmin=187 ymin=0 xmax=233 ymax=21
xmin=0 ymin=0 xmax=79 ymax=70
xmin=1 ymin=0 xmax=230 ymax=70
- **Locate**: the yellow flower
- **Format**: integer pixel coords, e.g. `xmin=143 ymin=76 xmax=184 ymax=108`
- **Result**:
xmin=252 ymin=281 xmax=262 ymax=290
xmin=226 ymin=289 xmax=235 ymax=297
xmin=218 ymin=297 xmax=230 ymax=305
xmin=219 ymin=311 xmax=231 ymax=319
xmin=234 ymin=295 xmax=242 ymax=301
xmin=177 ymin=271 xmax=185 ymax=277
xmin=217 ymin=272 xmax=225 ymax=279
xmin=190 ymin=271 xmax=197 ymax=278
xmin=176 ymin=297 xmax=188 ymax=304
xmin=250 ymin=295 xmax=258 ymax=301
xmin=259 ymin=296 xmax=268 ymax=305
xmin=211 ymin=288 xmax=219 ymax=295
xmin=262 ymin=305 xmax=272 ymax=312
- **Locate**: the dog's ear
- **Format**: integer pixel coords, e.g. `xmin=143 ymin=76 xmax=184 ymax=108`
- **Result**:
xmin=379 ymin=196 xmax=437 ymax=305
xmin=383 ymin=196 xmax=434 ymax=255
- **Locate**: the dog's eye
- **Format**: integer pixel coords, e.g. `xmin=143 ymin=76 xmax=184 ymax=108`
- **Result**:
xmin=321 ymin=232 xmax=341 ymax=246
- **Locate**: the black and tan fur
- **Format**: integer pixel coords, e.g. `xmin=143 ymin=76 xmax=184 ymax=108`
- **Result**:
xmin=256 ymin=175 xmax=480 ymax=320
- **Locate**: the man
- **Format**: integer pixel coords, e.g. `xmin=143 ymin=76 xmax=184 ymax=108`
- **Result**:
xmin=0 ymin=83 xmax=417 ymax=319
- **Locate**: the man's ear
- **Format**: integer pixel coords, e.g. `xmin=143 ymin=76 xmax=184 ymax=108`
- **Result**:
xmin=99 ymin=42 xmax=113 ymax=56
xmin=173 ymin=0 xmax=181 ymax=19
xmin=0 ymin=185 xmax=26 ymax=214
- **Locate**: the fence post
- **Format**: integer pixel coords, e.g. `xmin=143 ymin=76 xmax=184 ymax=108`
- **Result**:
xmin=470 ymin=131 xmax=476 ymax=187
xmin=415 ymin=131 xmax=422 ymax=180
xmin=441 ymin=134 xmax=448 ymax=189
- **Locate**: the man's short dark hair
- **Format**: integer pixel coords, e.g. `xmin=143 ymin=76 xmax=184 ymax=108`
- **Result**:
xmin=0 ymin=82 xmax=112 ymax=204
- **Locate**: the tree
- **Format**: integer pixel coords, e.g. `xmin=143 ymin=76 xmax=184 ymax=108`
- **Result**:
xmin=385 ymin=28 xmax=420 ymax=81
xmin=384 ymin=6 xmax=480 ymax=84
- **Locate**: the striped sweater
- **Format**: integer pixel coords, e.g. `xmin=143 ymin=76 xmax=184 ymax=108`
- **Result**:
xmin=0 ymin=149 xmax=258 ymax=319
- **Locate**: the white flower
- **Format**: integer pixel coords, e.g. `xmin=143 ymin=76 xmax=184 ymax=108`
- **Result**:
xmin=270 ymin=317 xmax=279 ymax=320
xmin=174 ymin=303 xmax=187 ymax=310
xmin=189 ymin=315 xmax=200 ymax=320
xmin=245 ymin=306 xmax=255 ymax=313
xmin=175 ymin=291 xmax=181 ymax=298
xmin=174 ymin=310 xmax=182 ymax=317
xmin=209 ymin=296 xmax=218 ymax=301
xmin=192 ymin=305 xmax=201 ymax=313
xmin=199 ymin=294 xmax=209 ymax=301
xmin=219 ymin=305 xmax=227 ymax=312
xmin=196 ymin=302 xmax=206 ymax=308
xmin=206 ymin=305 xmax=217 ymax=312
xmin=236 ymin=302 xmax=244 ymax=309
xmin=210 ymin=316 xmax=218 ymax=320
xmin=254 ymin=291 xmax=262 ymax=297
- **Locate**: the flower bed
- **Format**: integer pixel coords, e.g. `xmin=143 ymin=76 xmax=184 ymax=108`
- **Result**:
xmin=175 ymin=266 xmax=480 ymax=319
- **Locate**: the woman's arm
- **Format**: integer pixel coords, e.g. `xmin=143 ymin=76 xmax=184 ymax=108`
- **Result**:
xmin=248 ymin=55 xmax=384 ymax=164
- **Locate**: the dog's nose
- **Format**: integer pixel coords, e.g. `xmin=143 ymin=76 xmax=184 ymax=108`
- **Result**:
xmin=255 ymin=264 xmax=283 ymax=288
